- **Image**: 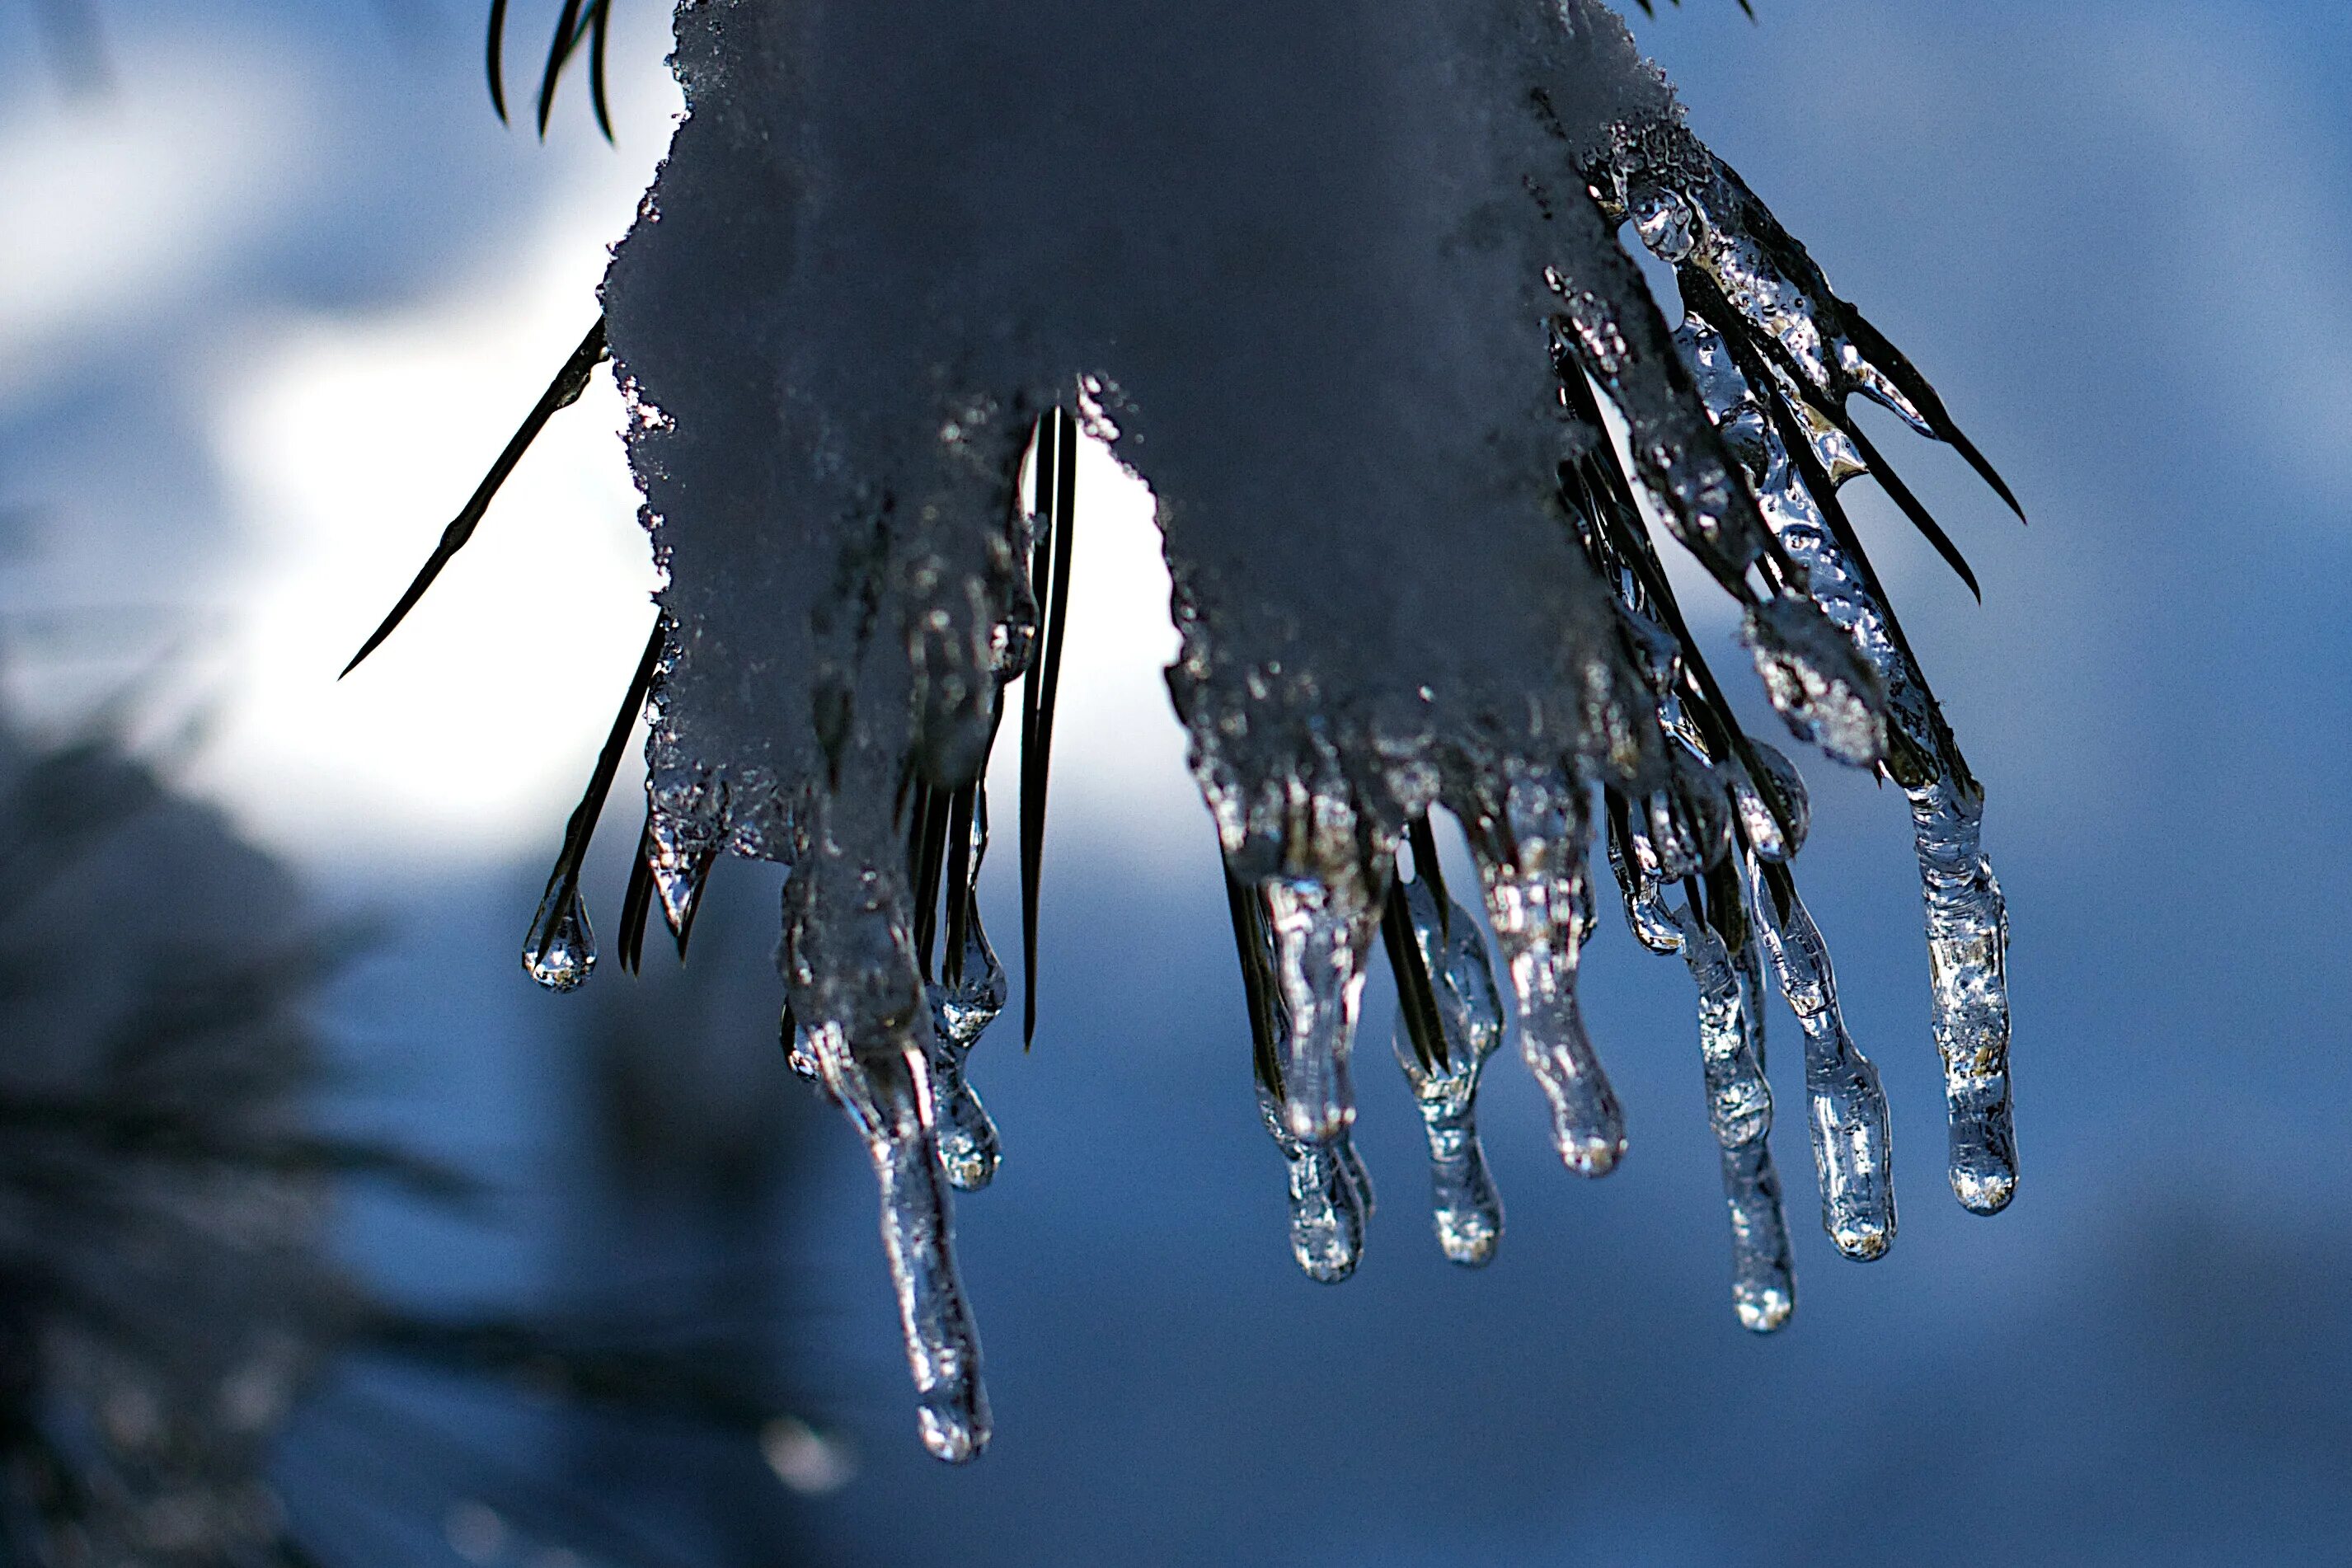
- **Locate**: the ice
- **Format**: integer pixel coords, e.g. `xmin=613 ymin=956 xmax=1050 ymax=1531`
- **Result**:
xmin=1913 ymin=782 xmax=2016 ymax=1214
xmin=1458 ymin=765 xmax=1626 ymax=1178
xmin=1387 ymin=839 xmax=1507 ymax=1267
xmin=781 ymin=831 xmax=989 ymax=1462
xmin=1669 ymin=307 xmax=2018 ymax=1213
xmin=1256 ymin=1082 xmax=1372 ymax=1284
xmin=1739 ymin=598 xmax=1889 ymax=769
xmin=646 ymin=805 xmax=717 ymax=954
xmin=1746 ymin=858 xmax=1896 ymax=1261
xmin=797 ymin=1018 xmax=990 ymax=1461
xmin=1260 ymin=852 xmax=1382 ymax=1146
xmin=1675 ymin=904 xmax=1795 ymax=1331
xmin=925 ymin=787 xmax=1007 ymax=1192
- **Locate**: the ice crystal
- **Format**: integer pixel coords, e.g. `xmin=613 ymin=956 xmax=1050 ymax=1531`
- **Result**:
xmin=354 ymin=0 xmax=2026 ymax=1459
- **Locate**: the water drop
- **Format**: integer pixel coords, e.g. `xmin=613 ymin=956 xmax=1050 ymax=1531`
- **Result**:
xmin=1739 ymin=598 xmax=1887 ymax=769
xmin=523 ymin=877 xmax=596 ymax=992
xmin=1256 ymin=1082 xmax=1368 ymax=1283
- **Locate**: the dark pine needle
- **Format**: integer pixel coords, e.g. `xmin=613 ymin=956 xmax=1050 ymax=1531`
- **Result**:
xmin=909 ymin=785 xmax=953 ymax=983
xmin=1224 ymin=867 xmax=1284 ymax=1099
xmin=532 ymin=614 xmax=666 ymax=968
xmin=536 ymin=0 xmax=586 ymax=138
xmin=486 ymin=0 xmax=510 ymax=121
xmin=1020 ymin=410 xmax=1077 ymax=1045
xmin=617 ymin=810 xmax=655 ymax=974
xmin=341 ymin=317 xmax=608 ymax=678
xmin=1381 ymin=871 xmax=1450 ymax=1073
xmin=587 ymin=0 xmax=614 ymax=143
xmin=942 ymin=783 xmax=978 ymax=987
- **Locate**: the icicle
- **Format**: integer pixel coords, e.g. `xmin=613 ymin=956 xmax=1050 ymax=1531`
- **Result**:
xmin=799 ymin=1017 xmax=990 ymax=1462
xmin=1746 ymin=858 xmax=1894 ymax=1261
xmin=1601 ymin=128 xmax=2024 ymax=522
xmin=646 ymin=806 xmax=718 ymax=953
xmin=1389 ymin=859 xmax=1506 ymax=1267
xmin=1261 ymin=860 xmax=1383 ymax=1152
xmin=522 ymin=876 xmax=594 ymax=992
xmin=1604 ymin=796 xmax=1684 ymax=955
xmin=1674 ymin=901 xmax=1795 ymax=1330
xmin=1913 ymin=779 xmax=2016 ymax=1213
xmin=1257 ymin=1083 xmax=1371 ymax=1283
xmin=1677 ymin=307 xmax=2018 ymax=1215
xmin=924 ymin=791 xmax=1007 ymax=1193
xmin=1460 ymin=766 xmax=1624 ymax=1177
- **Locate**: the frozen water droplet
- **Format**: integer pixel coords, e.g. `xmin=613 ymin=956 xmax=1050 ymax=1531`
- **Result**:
xmin=1462 ymin=768 xmax=1625 ymax=1177
xmin=1256 ymin=1082 xmax=1368 ymax=1283
xmin=1629 ymin=185 xmax=1696 ymax=265
xmin=1603 ymin=799 xmax=1685 ymax=956
xmin=1392 ymin=868 xmax=1506 ymax=1267
xmin=1721 ymin=1137 xmax=1796 ymax=1332
xmin=1739 ymin=599 xmax=1887 ymax=769
xmin=1913 ymin=779 xmax=2016 ymax=1214
xmin=800 ymin=1020 xmax=990 ymax=1462
xmin=1730 ymin=739 xmax=1809 ymax=863
xmin=922 ymin=1039 xmax=1001 ymax=1193
xmin=1642 ymin=747 xmax=1732 ymax=880
xmin=523 ymin=878 xmax=596 ymax=992
xmin=1747 ymin=859 xmax=1894 ymax=1261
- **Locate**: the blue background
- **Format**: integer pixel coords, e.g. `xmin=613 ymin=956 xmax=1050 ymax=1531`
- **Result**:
xmin=7 ymin=2 xmax=2350 ymax=1562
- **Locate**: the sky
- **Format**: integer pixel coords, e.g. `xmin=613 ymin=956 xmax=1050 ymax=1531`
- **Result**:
xmin=6 ymin=2 xmax=2352 ymax=1563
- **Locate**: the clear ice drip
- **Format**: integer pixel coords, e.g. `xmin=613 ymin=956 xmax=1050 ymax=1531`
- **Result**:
xmin=523 ymin=876 xmax=595 ymax=992
xmin=1744 ymin=857 xmax=1894 ymax=1261
xmin=1391 ymin=865 xmax=1507 ymax=1267
xmin=1260 ymin=860 xmax=1383 ymax=1147
xmin=1675 ymin=308 xmax=2017 ymax=1214
xmin=925 ymin=793 xmax=1007 ymax=1192
xmin=1255 ymin=1082 xmax=1372 ymax=1284
xmin=646 ymin=805 xmax=718 ymax=949
xmin=1461 ymin=769 xmax=1625 ymax=1177
xmin=1913 ymin=782 xmax=2015 ymax=1213
xmin=799 ymin=1018 xmax=990 ymax=1461
xmin=1674 ymin=904 xmax=1794 ymax=1331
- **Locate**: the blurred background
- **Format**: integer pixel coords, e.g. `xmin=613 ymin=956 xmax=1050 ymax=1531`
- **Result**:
xmin=4 ymin=0 xmax=2350 ymax=1561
